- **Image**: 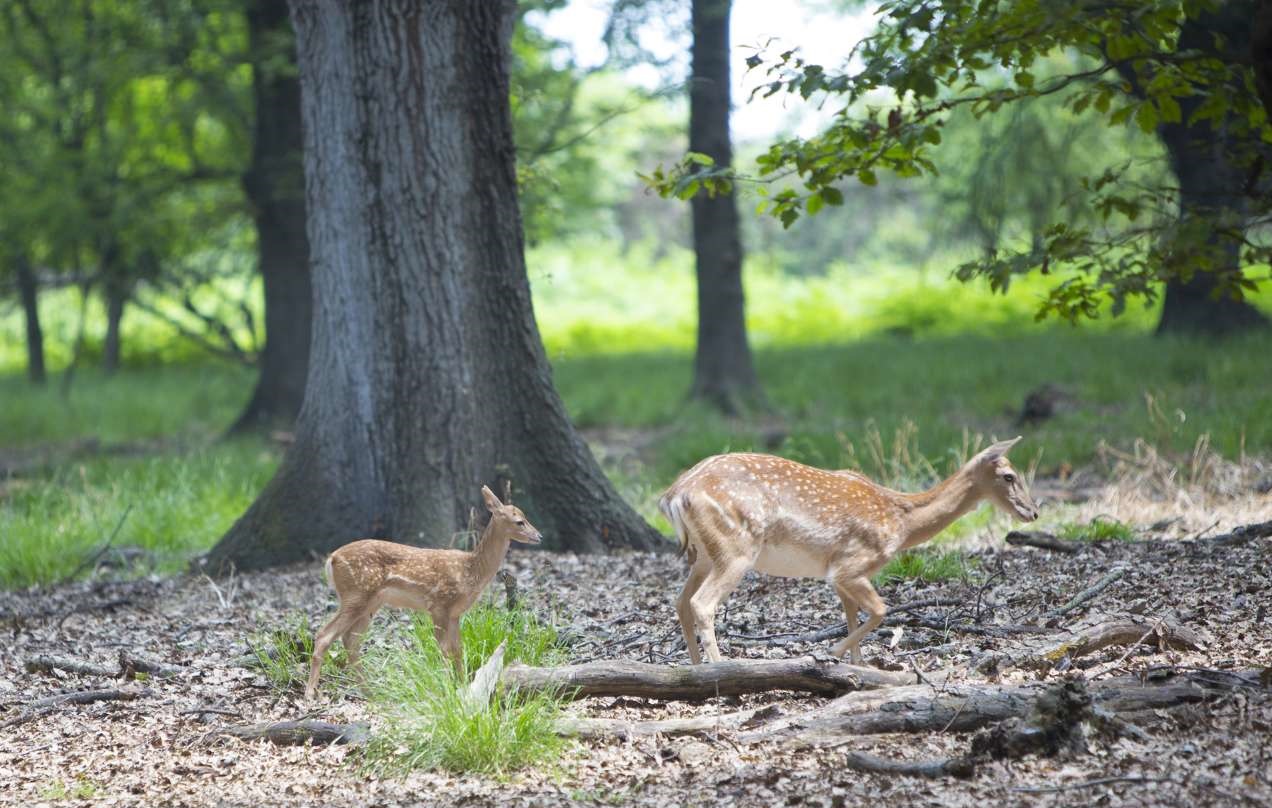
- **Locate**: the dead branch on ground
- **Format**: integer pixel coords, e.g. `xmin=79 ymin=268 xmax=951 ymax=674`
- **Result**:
xmin=502 ymin=656 xmax=921 ymax=702
xmin=1005 ymin=530 xmax=1082 ymax=554
xmin=218 ymin=719 xmax=369 ymax=746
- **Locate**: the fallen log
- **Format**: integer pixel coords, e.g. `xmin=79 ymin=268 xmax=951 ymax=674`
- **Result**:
xmin=1024 ymin=618 xmax=1207 ymax=672
xmin=738 ymin=668 xmax=1261 ymax=746
xmin=502 ymin=656 xmax=921 ymax=702
xmin=561 ymin=706 xmax=768 ymax=740
xmin=25 ymin=655 xmax=118 ymax=678
xmin=842 ymin=751 xmax=975 ymax=779
xmin=0 ymin=687 xmax=152 ymax=729
xmin=24 ymin=651 xmax=186 ymax=680
xmin=1005 ymin=530 xmax=1082 ymax=554
xmin=219 ymin=719 xmax=370 ymax=746
xmin=1205 ymin=519 xmax=1272 ymax=547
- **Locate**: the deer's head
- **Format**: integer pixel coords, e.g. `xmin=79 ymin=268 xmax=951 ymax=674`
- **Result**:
xmin=968 ymin=437 xmax=1038 ymax=522
xmin=482 ymin=485 xmax=542 ymax=544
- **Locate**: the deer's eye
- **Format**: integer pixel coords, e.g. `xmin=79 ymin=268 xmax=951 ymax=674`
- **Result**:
xmin=1002 ymin=473 xmax=1016 ymax=484
xmin=516 ymin=518 xmax=526 ymax=526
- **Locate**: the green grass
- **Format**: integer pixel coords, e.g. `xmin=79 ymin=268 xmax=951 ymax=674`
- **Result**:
xmin=0 ymin=440 xmax=277 ymax=589
xmin=876 ymin=548 xmax=977 ymax=585
xmin=0 ymin=363 xmax=254 ymax=448
xmin=248 ymin=612 xmax=348 ymax=695
xmin=1057 ymin=516 xmax=1136 ymax=543
xmin=362 ymin=601 xmax=570 ymax=776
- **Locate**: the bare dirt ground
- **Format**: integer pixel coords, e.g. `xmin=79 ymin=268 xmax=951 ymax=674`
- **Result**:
xmin=2 ymin=475 xmax=1271 ymax=808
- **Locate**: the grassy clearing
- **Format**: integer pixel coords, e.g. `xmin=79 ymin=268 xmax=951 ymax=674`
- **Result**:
xmin=0 ymin=363 xmax=253 ymax=448
xmin=0 ymin=440 xmax=277 ymax=589
xmin=363 ymin=601 xmax=569 ymax=776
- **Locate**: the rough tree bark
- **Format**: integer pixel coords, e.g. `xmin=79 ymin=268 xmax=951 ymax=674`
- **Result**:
xmin=229 ymin=0 xmax=312 ymax=434
xmin=101 ymin=254 xmax=129 ymax=374
xmin=1153 ymin=2 xmax=1269 ymax=337
xmin=204 ymin=0 xmax=661 ymax=572
xmin=688 ymin=0 xmax=764 ymax=413
xmin=14 ymin=255 xmax=46 ymax=384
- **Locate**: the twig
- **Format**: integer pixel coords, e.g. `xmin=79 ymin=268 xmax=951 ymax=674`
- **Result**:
xmin=0 ymin=687 xmax=151 ymax=729
xmin=180 ymin=706 xmax=243 ymax=718
xmin=1012 ymin=775 xmax=1173 ymax=793
xmin=1047 ymin=568 xmax=1125 ymax=618
xmin=58 ymin=504 xmax=134 ymax=585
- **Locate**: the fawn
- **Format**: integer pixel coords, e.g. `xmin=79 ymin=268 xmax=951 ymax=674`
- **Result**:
xmin=304 ymin=485 xmax=541 ymax=700
xmin=659 ymin=437 xmax=1038 ymax=665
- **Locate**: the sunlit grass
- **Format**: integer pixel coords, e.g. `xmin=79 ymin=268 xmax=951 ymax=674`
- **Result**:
xmin=362 ymin=601 xmax=570 ymax=776
xmin=876 ymin=549 xmax=977 ymax=585
xmin=0 ymin=440 xmax=277 ymax=589
xmin=1057 ymin=516 xmax=1136 ymax=543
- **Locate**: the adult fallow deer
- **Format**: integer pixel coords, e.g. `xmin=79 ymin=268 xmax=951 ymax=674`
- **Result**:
xmin=660 ymin=437 xmax=1038 ymax=665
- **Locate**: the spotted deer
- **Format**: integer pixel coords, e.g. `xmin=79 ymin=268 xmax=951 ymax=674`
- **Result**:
xmin=659 ymin=437 xmax=1038 ymax=665
xmin=304 ymin=486 xmax=541 ymax=700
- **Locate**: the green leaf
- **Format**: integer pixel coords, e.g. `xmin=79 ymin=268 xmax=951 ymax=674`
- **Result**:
xmin=1134 ymin=101 xmax=1158 ymax=133
xmin=857 ymin=168 xmax=878 ymax=186
xmin=821 ymin=186 xmax=844 ymax=206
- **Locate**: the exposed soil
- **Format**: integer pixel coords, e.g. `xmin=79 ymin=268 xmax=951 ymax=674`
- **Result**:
xmin=2 ymin=483 xmax=1270 ymax=807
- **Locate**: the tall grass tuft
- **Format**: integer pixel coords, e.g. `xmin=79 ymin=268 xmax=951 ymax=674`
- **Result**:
xmin=876 ymin=548 xmax=976 ymax=585
xmin=363 ymin=600 xmax=569 ymax=776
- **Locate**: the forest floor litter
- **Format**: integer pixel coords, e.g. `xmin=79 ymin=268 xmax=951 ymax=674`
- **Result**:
xmin=2 ymin=474 xmax=1270 ymax=807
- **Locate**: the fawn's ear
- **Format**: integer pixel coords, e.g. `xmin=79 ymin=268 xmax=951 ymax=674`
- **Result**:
xmin=971 ymin=436 xmax=1022 ymax=466
xmin=481 ymin=485 xmax=503 ymax=511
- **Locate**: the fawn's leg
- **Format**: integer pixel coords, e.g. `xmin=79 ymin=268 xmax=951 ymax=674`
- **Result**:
xmin=306 ymin=600 xmax=365 ymax=700
xmin=340 ymin=606 xmax=377 ymax=690
xmin=440 ymin=618 xmax=464 ymax=677
xmin=676 ymin=562 xmax=710 ymax=664
xmin=830 ymin=576 xmax=886 ymax=664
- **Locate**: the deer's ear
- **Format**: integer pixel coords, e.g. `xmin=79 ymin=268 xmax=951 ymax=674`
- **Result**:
xmin=972 ymin=436 xmax=1022 ymax=465
xmin=481 ymin=485 xmax=503 ymax=511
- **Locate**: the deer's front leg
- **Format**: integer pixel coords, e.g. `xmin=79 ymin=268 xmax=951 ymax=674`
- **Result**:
xmin=830 ymin=574 xmax=886 ymax=664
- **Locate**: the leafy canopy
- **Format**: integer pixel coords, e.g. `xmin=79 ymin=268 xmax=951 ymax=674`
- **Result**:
xmin=646 ymin=0 xmax=1272 ymax=321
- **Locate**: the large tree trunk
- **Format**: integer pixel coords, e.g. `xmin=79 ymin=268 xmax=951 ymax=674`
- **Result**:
xmin=1154 ymin=3 xmax=1269 ymax=337
xmin=229 ymin=0 xmax=312 ymax=434
xmin=688 ymin=0 xmax=763 ymax=413
xmin=15 ymin=255 xmax=46 ymax=385
xmin=204 ymin=0 xmax=661 ymax=573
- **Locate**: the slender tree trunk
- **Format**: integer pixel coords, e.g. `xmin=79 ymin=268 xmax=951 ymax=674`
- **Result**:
xmin=204 ymin=0 xmax=661 ymax=573
xmin=688 ymin=0 xmax=763 ymax=413
xmin=15 ymin=255 xmax=46 ymax=385
xmin=1154 ymin=3 xmax=1268 ymax=336
xmin=229 ymin=0 xmax=312 ymax=434
xmin=102 ymin=276 xmax=128 ymax=374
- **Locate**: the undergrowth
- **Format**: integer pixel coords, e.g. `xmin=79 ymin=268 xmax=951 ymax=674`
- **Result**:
xmin=247 ymin=612 xmax=347 ymax=695
xmin=1057 ymin=517 xmax=1135 ymax=543
xmin=876 ymin=548 xmax=977 ymax=585
xmin=362 ymin=600 xmax=570 ymax=776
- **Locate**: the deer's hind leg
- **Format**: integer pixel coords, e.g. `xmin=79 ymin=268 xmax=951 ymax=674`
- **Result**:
xmin=306 ymin=598 xmax=369 ymax=700
xmin=676 ymin=559 xmax=710 ymax=664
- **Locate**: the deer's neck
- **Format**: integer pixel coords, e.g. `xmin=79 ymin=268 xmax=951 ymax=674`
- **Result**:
xmin=898 ymin=470 xmax=982 ymax=548
xmin=466 ymin=522 xmax=512 ymax=588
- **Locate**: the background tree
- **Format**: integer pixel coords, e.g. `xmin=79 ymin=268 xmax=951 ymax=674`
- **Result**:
xmin=687 ymin=0 xmax=764 ymax=413
xmin=229 ymin=0 xmax=311 ymax=433
xmin=205 ymin=0 xmax=661 ymax=573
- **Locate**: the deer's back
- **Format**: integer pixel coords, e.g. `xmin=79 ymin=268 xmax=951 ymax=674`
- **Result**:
xmin=329 ymin=539 xmax=470 ymax=598
xmin=665 ymin=453 xmax=901 ymax=573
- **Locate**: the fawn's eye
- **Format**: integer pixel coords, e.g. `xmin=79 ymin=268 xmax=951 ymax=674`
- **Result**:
xmin=1002 ymin=473 xmax=1016 ymax=484
xmin=516 ymin=518 xmax=526 ymax=525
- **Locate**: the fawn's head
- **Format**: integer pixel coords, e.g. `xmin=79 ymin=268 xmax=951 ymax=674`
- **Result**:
xmin=482 ymin=485 xmax=542 ymax=544
xmin=968 ymin=437 xmax=1038 ymax=522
